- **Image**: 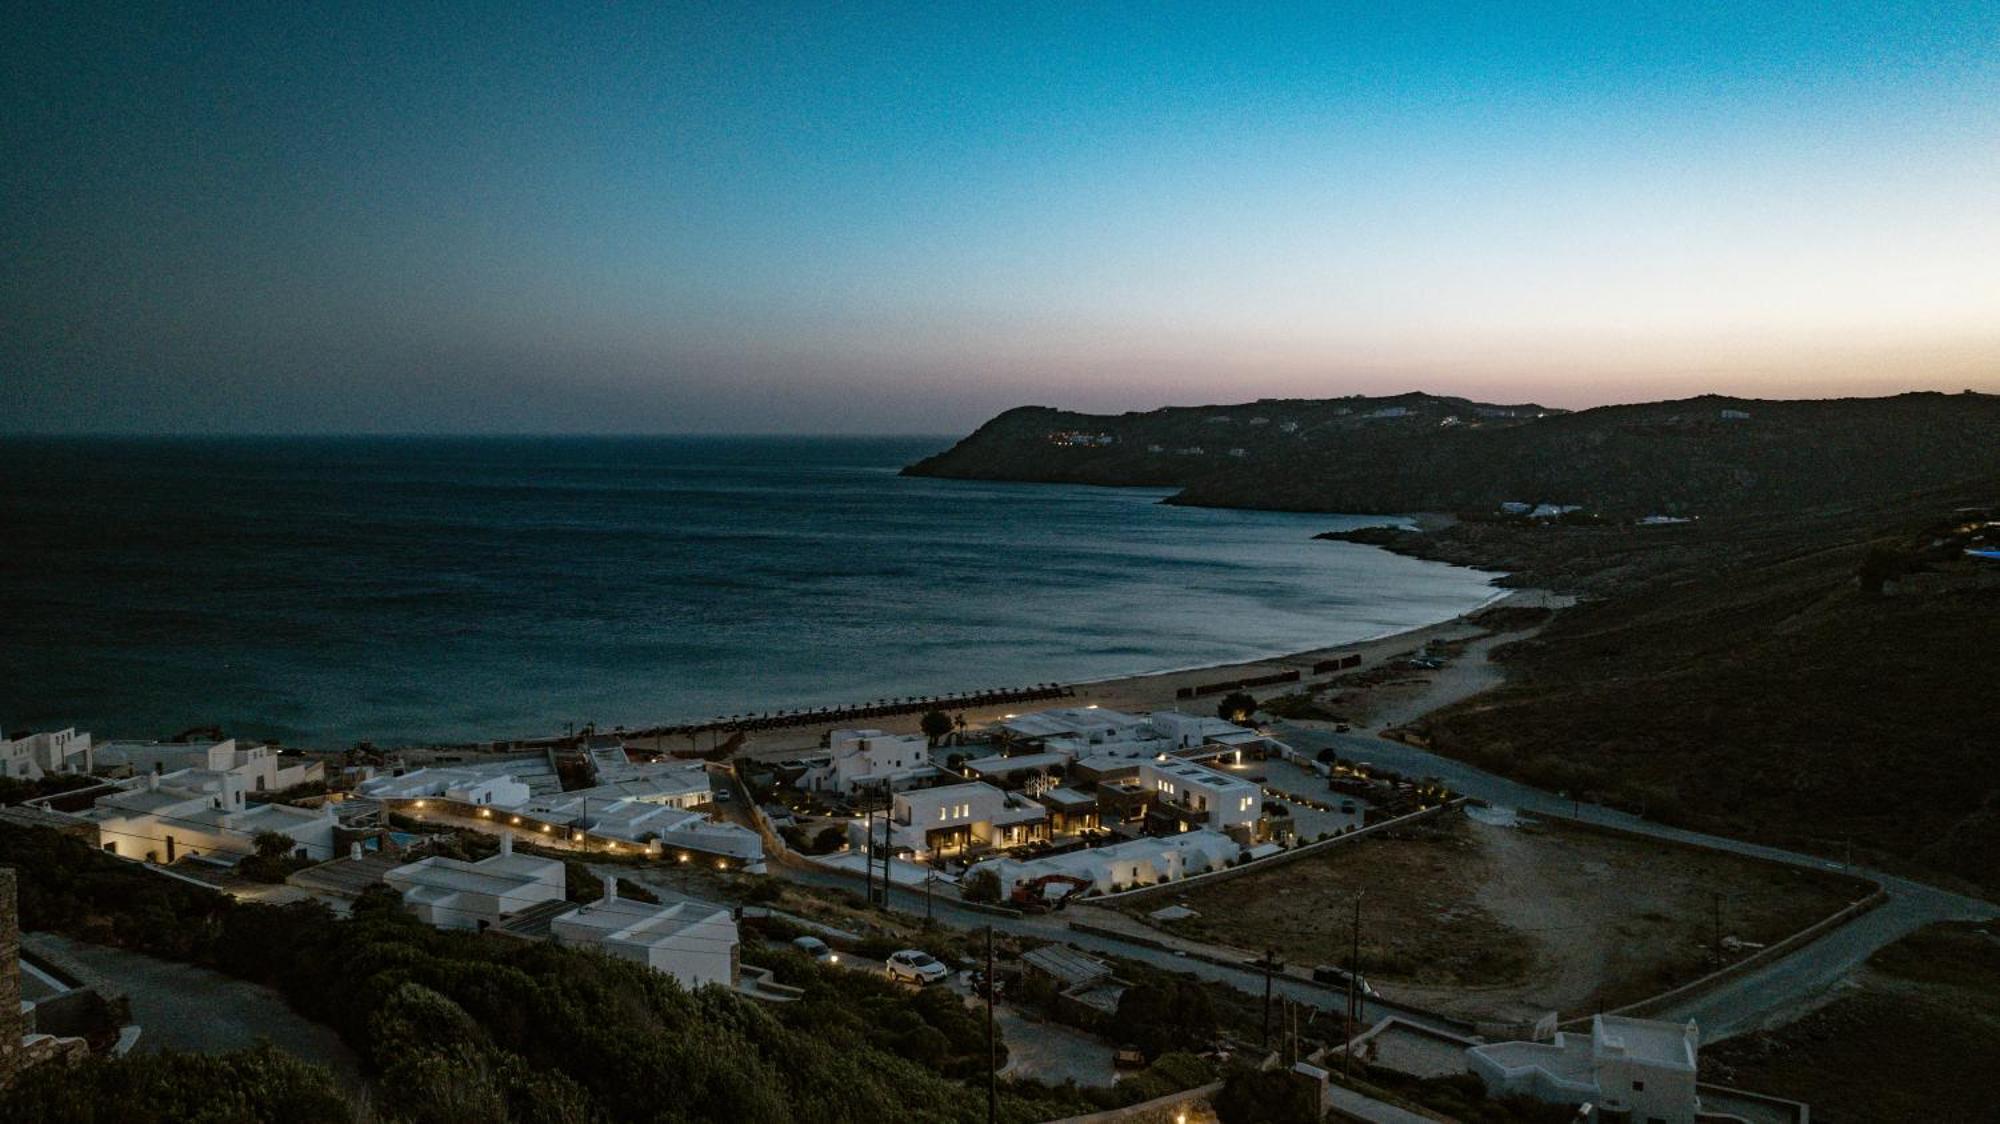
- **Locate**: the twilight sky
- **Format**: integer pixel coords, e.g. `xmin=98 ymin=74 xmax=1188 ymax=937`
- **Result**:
xmin=4 ymin=3 xmax=1997 ymax=434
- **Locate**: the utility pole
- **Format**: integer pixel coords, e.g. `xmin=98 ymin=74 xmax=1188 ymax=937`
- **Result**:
xmin=985 ymin=925 xmax=997 ymax=1124
xmin=1712 ymin=892 xmax=1723 ymax=963
xmin=864 ymin=807 xmax=875 ymax=907
xmin=1261 ymin=946 xmax=1276 ymax=1049
xmin=924 ymin=871 xmax=935 ymax=929
xmin=1345 ymin=891 xmax=1363 ymax=1080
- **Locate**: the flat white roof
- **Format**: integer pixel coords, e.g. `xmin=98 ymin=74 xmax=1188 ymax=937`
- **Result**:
xmin=896 ymin=781 xmax=1004 ymax=806
xmin=963 ymin=752 xmax=1068 ymax=774
xmin=1593 ymin=1015 xmax=1697 ymax=1069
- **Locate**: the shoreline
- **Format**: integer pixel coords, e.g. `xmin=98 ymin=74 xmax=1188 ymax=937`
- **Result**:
xmin=714 ymin=584 xmax=1561 ymax=764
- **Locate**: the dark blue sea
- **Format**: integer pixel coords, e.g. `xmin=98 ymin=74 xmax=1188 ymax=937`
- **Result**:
xmin=1 ymin=436 xmax=1500 ymax=746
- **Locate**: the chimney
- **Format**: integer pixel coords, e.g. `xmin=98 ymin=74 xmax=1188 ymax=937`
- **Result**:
xmin=498 ymin=832 xmax=513 ymax=857
xmin=349 ymin=842 xmax=363 ymax=861
xmin=146 ymin=772 xmax=159 ymax=791
xmin=602 ymin=874 xmax=617 ymax=902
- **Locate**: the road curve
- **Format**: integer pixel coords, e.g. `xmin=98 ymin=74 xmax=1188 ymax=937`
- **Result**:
xmin=1274 ymin=721 xmax=1998 ymax=1040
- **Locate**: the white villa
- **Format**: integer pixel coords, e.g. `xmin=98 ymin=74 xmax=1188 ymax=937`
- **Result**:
xmin=1469 ymin=1015 xmax=1701 ymax=1123
xmin=69 ymin=769 xmax=336 ymax=864
xmin=96 ymin=738 xmax=323 ymax=794
xmin=523 ymin=779 xmax=763 ymax=863
xmin=384 ymin=834 xmax=566 ymax=930
xmin=366 ymin=763 xmax=762 ymax=867
xmin=999 ymin=707 xmax=1281 ymax=770
xmin=872 ymin=781 xmax=1047 ymax=858
xmin=357 ymin=766 xmax=534 ymax=808
xmin=802 ymin=730 xmax=936 ymax=795
xmin=551 ymin=881 xmax=739 ymax=990
xmin=1138 ymin=758 xmax=1260 ymax=833
xmin=1 ymin=728 xmax=92 ymax=781
xmin=979 ymin=830 xmax=1237 ymax=896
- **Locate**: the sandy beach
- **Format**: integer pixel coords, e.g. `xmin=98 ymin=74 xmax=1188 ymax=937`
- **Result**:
xmin=712 ymin=586 xmax=1570 ymax=764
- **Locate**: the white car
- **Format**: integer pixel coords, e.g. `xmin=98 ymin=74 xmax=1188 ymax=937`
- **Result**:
xmin=792 ymin=936 xmax=839 ymax=965
xmin=885 ymin=949 xmax=949 ymax=986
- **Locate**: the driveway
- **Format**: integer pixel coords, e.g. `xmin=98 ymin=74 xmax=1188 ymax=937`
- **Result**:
xmin=30 ymin=933 xmax=366 ymax=1090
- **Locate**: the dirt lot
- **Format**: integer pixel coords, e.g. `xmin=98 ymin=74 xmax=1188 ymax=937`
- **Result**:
xmin=1703 ymin=922 xmax=2000 ymax=1123
xmin=1122 ymin=811 xmax=1861 ymax=1023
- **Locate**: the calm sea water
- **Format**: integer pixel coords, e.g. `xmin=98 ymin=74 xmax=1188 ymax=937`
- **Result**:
xmin=1 ymin=436 xmax=1499 ymax=746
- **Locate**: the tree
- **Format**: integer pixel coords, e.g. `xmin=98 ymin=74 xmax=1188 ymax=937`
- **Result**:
xmin=1218 ymin=691 xmax=1258 ymax=725
xmin=920 ymin=708 xmax=954 ymax=746
xmin=1213 ymin=1065 xmax=1320 ymax=1124
xmin=960 ymin=867 xmax=1002 ymax=903
xmin=1857 ymin=545 xmax=1903 ymax=593
xmin=238 ymin=830 xmax=306 ymax=882
xmin=1114 ymin=981 xmax=1218 ymax=1059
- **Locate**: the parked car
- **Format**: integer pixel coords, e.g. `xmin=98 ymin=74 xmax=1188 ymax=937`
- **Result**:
xmin=1311 ymin=963 xmax=1378 ymax=997
xmin=792 ymin=936 xmax=838 ymax=965
xmin=886 ymin=949 xmax=950 ymax=986
xmin=714 ymin=788 xmax=733 ymax=802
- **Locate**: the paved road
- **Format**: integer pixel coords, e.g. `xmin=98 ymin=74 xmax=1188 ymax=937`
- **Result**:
xmin=1275 ymin=721 xmax=2000 ymax=1040
xmin=772 ymin=852 xmax=1464 ymax=1035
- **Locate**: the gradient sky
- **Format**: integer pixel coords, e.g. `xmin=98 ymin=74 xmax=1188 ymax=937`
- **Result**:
xmin=5 ymin=2 xmax=1997 ymax=434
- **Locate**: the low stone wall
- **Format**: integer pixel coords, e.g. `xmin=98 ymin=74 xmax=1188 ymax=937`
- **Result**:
xmin=1040 ymin=1080 xmax=1224 ymax=1124
xmin=1529 ymin=810 xmax=1886 ymax=1030
xmin=1610 ymin=886 xmax=1887 ymax=1024
xmin=1093 ymin=799 xmax=1465 ymax=905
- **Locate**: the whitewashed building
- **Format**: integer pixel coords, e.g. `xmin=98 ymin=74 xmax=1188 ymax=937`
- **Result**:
xmin=523 ymin=782 xmax=763 ymax=864
xmin=1468 ymin=1015 xmax=1701 ymax=1123
xmin=980 ymin=830 xmax=1238 ymax=896
xmin=0 ymin=728 xmax=92 ymax=780
xmin=97 ymin=739 xmax=323 ymax=794
xmin=872 ymin=781 xmax=1047 ymax=858
xmin=1137 ymin=759 xmax=1260 ymax=833
xmin=802 ymin=730 xmax=936 ymax=795
xmin=384 ymin=834 xmax=566 ymax=930
xmin=357 ymin=766 xmax=534 ymax=808
xmin=72 ymin=769 xmax=336 ymax=864
xmin=551 ymin=881 xmax=738 ymax=989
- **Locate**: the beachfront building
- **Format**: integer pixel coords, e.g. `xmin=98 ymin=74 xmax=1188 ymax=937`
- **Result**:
xmin=877 ymin=781 xmax=1048 ymax=858
xmin=0 ymin=728 xmax=92 ymax=781
xmin=802 ymin=730 xmax=937 ymax=795
xmin=998 ymin=708 xmax=1153 ymax=757
xmin=95 ymin=738 xmax=322 ymax=794
xmin=996 ymin=707 xmax=1285 ymax=770
xmin=70 ymin=769 xmax=336 ymax=864
xmin=1036 ymin=787 xmax=1099 ymax=835
xmin=1137 ymin=759 xmax=1260 ymax=834
xmin=358 ymin=766 xmax=534 ymax=808
xmin=360 ymin=764 xmax=761 ymax=867
xmin=551 ymin=880 xmax=739 ymax=990
xmin=1468 ymin=1015 xmax=1701 ymax=1123
xmin=978 ymin=829 xmax=1237 ymax=896
xmin=384 ymin=834 xmax=565 ymax=930
xmin=961 ymin=751 xmax=1067 ymax=792
xmin=521 ymin=781 xmax=763 ymax=865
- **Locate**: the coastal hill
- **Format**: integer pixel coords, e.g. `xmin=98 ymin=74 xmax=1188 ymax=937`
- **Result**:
xmin=905 ymin=391 xmax=2000 ymax=516
xmin=1405 ymin=484 xmax=2000 ymax=897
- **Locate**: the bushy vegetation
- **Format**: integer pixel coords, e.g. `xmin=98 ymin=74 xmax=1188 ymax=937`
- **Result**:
xmin=1420 ymin=495 xmax=2000 ymax=894
xmin=0 ymin=825 xmax=1206 ymax=1122
xmin=1212 ymin=1065 xmax=1319 ymax=1124
xmin=959 ymin=867 xmax=1002 ymax=903
xmin=4 ymin=1043 xmax=357 ymax=1124
xmin=1113 ymin=980 xmax=1219 ymax=1060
